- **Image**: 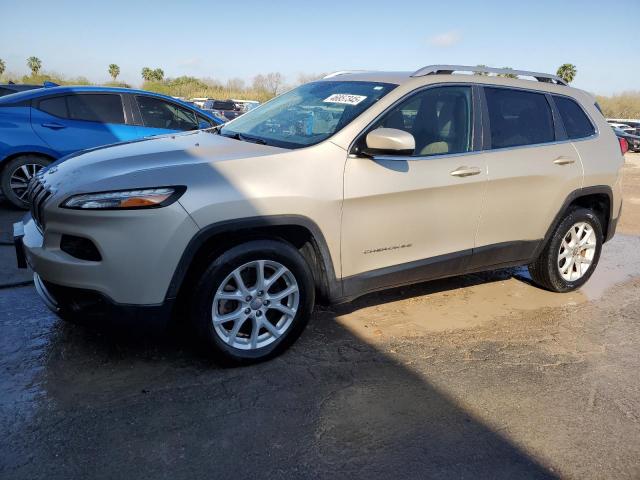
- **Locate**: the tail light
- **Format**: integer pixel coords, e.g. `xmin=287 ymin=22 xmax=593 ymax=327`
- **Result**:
xmin=619 ymin=137 xmax=629 ymax=155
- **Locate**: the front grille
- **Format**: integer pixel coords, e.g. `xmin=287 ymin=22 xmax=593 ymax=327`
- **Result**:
xmin=27 ymin=176 xmax=52 ymax=231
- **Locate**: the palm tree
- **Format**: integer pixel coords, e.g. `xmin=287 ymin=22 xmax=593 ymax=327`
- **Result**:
xmin=152 ymin=68 xmax=164 ymax=81
xmin=108 ymin=64 xmax=120 ymax=82
xmin=141 ymin=67 xmax=153 ymax=81
xmin=0 ymin=58 xmax=5 ymax=77
xmin=27 ymin=56 xmax=42 ymax=76
xmin=556 ymin=64 xmax=577 ymax=83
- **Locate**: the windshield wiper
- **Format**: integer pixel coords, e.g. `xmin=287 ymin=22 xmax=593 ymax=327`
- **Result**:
xmin=221 ymin=131 xmax=267 ymax=145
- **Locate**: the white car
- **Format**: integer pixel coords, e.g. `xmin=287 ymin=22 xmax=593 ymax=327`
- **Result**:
xmin=608 ymin=122 xmax=635 ymax=134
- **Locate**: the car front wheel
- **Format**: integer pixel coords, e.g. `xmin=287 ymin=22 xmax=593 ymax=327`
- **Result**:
xmin=190 ymin=239 xmax=315 ymax=365
xmin=1 ymin=155 xmax=50 ymax=209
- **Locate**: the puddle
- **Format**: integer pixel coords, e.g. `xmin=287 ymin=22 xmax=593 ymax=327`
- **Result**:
xmin=335 ymin=234 xmax=640 ymax=340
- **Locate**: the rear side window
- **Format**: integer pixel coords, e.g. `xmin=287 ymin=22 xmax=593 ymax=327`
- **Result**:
xmin=485 ymin=88 xmax=555 ymax=148
xmin=136 ymin=96 xmax=198 ymax=131
xmin=67 ymin=94 xmax=125 ymax=123
xmin=553 ymin=96 xmax=595 ymax=139
xmin=38 ymin=96 xmax=68 ymax=118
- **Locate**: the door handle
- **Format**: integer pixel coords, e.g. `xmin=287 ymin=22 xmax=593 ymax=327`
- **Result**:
xmin=41 ymin=122 xmax=66 ymax=130
xmin=553 ymin=156 xmax=575 ymax=165
xmin=450 ymin=166 xmax=482 ymax=177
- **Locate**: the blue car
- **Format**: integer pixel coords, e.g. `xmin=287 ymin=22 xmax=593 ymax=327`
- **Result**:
xmin=0 ymin=86 xmax=222 ymax=208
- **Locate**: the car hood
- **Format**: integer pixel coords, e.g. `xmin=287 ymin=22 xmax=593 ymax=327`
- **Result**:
xmin=41 ymin=130 xmax=288 ymax=195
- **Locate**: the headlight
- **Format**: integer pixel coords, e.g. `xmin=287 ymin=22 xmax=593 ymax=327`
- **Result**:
xmin=61 ymin=186 xmax=186 ymax=210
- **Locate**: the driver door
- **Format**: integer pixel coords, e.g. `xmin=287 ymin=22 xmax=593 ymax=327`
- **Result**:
xmin=341 ymin=85 xmax=487 ymax=292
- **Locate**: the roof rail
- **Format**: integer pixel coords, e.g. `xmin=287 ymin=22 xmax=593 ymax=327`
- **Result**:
xmin=323 ymin=70 xmax=370 ymax=79
xmin=411 ymin=65 xmax=567 ymax=86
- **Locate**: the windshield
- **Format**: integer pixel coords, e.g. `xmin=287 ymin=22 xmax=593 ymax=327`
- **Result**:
xmin=219 ymin=81 xmax=397 ymax=149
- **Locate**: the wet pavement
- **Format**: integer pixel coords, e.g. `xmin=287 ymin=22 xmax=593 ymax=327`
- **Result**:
xmin=0 ymin=197 xmax=31 ymax=287
xmin=1 ymin=154 xmax=639 ymax=479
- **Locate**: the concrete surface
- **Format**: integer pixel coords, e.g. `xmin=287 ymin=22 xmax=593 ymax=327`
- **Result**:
xmin=0 ymin=153 xmax=639 ymax=479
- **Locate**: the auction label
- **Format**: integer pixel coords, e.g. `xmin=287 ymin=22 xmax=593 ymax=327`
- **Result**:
xmin=323 ymin=94 xmax=367 ymax=105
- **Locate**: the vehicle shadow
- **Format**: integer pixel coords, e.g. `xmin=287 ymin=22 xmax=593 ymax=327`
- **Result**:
xmin=0 ymin=273 xmax=556 ymax=479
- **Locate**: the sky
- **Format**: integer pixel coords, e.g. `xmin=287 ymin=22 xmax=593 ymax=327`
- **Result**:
xmin=1 ymin=0 xmax=639 ymax=95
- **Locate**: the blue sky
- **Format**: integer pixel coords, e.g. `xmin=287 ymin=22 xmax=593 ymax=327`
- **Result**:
xmin=2 ymin=0 xmax=639 ymax=94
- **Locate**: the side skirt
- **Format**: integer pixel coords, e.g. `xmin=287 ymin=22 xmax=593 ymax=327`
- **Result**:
xmin=337 ymin=240 xmax=541 ymax=304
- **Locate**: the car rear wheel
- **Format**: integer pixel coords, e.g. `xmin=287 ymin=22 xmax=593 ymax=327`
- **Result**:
xmin=189 ymin=239 xmax=315 ymax=365
xmin=1 ymin=155 xmax=50 ymax=209
xmin=528 ymin=207 xmax=603 ymax=292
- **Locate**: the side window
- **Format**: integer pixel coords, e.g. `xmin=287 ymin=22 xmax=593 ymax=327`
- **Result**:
xmin=374 ymin=86 xmax=472 ymax=156
xmin=485 ymin=88 xmax=554 ymax=148
xmin=136 ymin=96 xmax=198 ymax=131
xmin=553 ymin=96 xmax=595 ymax=139
xmin=66 ymin=94 xmax=125 ymax=123
xmin=38 ymin=96 xmax=69 ymax=118
xmin=197 ymin=115 xmax=214 ymax=128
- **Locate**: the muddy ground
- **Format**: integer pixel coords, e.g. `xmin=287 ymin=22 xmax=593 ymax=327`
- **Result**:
xmin=0 ymin=154 xmax=639 ymax=479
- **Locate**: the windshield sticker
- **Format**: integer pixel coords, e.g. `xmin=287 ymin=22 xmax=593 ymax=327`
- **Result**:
xmin=323 ymin=94 xmax=367 ymax=106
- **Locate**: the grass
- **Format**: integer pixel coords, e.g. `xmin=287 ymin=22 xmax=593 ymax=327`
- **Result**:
xmin=1 ymin=72 xmax=276 ymax=102
xmin=141 ymin=77 xmax=275 ymax=102
xmin=596 ymin=91 xmax=640 ymax=119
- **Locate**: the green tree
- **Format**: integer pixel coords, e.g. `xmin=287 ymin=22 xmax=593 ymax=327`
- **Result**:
xmin=0 ymin=58 xmax=5 ymax=77
xmin=108 ymin=64 xmax=120 ymax=81
xmin=151 ymin=68 xmax=164 ymax=81
xmin=27 ymin=56 xmax=42 ymax=76
xmin=498 ymin=67 xmax=517 ymax=78
xmin=556 ymin=64 xmax=577 ymax=83
xmin=141 ymin=67 xmax=153 ymax=81
xmin=474 ymin=64 xmax=489 ymax=76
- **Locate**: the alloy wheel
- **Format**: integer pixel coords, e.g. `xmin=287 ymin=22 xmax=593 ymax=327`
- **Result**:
xmin=9 ymin=163 xmax=43 ymax=201
xmin=211 ymin=260 xmax=300 ymax=350
xmin=557 ymin=221 xmax=597 ymax=281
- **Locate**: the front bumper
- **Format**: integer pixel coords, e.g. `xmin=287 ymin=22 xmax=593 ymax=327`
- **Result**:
xmin=33 ymin=273 xmax=174 ymax=328
xmin=15 ymin=202 xmax=199 ymax=306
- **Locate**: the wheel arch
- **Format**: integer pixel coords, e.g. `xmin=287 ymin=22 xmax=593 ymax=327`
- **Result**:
xmin=167 ymin=215 xmax=341 ymax=309
xmin=536 ymin=185 xmax=614 ymax=260
xmin=0 ymin=151 xmax=56 ymax=172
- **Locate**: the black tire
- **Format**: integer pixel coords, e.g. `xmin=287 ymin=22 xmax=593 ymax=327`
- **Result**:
xmin=189 ymin=239 xmax=315 ymax=365
xmin=528 ymin=207 xmax=603 ymax=292
xmin=1 ymin=155 xmax=50 ymax=209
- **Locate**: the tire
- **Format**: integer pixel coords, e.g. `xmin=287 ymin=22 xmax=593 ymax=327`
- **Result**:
xmin=189 ymin=239 xmax=315 ymax=365
xmin=528 ymin=207 xmax=603 ymax=292
xmin=1 ymin=155 xmax=50 ymax=209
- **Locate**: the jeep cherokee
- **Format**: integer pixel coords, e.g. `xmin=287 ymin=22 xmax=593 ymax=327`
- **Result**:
xmin=14 ymin=65 xmax=625 ymax=364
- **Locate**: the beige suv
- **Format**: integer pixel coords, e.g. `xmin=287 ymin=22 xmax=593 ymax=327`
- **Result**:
xmin=15 ymin=65 xmax=624 ymax=364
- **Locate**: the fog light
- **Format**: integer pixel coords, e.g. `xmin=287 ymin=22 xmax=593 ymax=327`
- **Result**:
xmin=60 ymin=235 xmax=102 ymax=261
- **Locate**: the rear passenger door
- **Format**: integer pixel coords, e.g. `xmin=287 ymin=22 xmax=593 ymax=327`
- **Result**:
xmin=470 ymin=87 xmax=582 ymax=268
xmin=552 ymin=95 xmax=619 ymax=208
xmin=133 ymin=95 xmax=200 ymax=136
xmin=31 ymin=93 xmax=139 ymax=156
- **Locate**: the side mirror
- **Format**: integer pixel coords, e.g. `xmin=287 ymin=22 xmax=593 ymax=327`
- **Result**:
xmin=363 ymin=128 xmax=415 ymax=156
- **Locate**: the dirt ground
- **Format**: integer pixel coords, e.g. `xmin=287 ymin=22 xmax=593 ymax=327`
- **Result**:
xmin=0 ymin=153 xmax=639 ymax=479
